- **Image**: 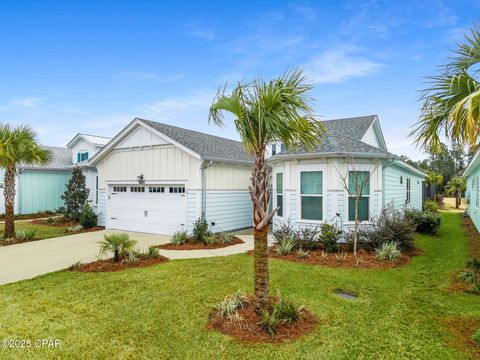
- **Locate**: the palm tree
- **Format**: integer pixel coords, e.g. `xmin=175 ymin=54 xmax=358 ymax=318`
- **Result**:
xmin=445 ymin=177 xmax=466 ymax=208
xmin=98 ymin=233 xmax=137 ymax=262
xmin=426 ymin=172 xmax=443 ymax=201
xmin=411 ymin=26 xmax=480 ymax=149
xmin=209 ymin=69 xmax=324 ymax=311
xmin=0 ymin=125 xmax=50 ymax=238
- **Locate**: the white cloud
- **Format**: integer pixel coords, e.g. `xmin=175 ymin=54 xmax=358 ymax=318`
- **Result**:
xmin=10 ymin=97 xmax=45 ymax=108
xmin=305 ymin=47 xmax=382 ymax=84
xmin=115 ymin=71 xmax=185 ymax=82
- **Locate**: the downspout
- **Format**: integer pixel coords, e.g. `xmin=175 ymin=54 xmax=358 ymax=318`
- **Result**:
xmin=201 ymin=160 xmax=213 ymax=219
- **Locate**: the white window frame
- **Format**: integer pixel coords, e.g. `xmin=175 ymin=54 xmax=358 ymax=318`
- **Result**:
xmin=275 ymin=172 xmax=284 ymax=218
xmin=406 ymin=177 xmax=411 ymax=204
xmin=296 ymin=163 xmax=326 ymax=224
xmin=344 ymin=163 xmax=377 ymax=225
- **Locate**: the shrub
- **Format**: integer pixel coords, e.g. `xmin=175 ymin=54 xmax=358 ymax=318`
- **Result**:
xmin=258 ymin=309 xmax=278 ymax=337
xmin=296 ymin=247 xmax=310 ymax=259
xmin=272 ymin=220 xmax=296 ymax=245
xmin=375 ymin=242 xmax=401 ymax=262
xmin=214 ymin=232 xmax=234 ymax=244
xmin=68 ymin=261 xmax=82 ymax=271
xmin=413 ymin=212 xmax=441 ymax=235
xmin=192 ymin=218 xmax=211 ymax=243
xmin=472 ymin=329 xmax=480 ymax=346
xmin=98 ymin=233 xmax=137 ymax=262
xmin=458 ymin=258 xmax=480 ymax=294
xmin=275 ymin=236 xmax=296 ymax=255
xmin=274 ymin=293 xmax=304 ymax=324
xmin=65 ymin=225 xmax=83 ymax=233
xmin=144 ymin=245 xmax=160 ymax=259
xmin=79 ymin=203 xmax=97 ymax=228
xmin=318 ymin=223 xmax=340 ymax=253
xmin=171 ymin=230 xmax=188 ymax=246
xmin=424 ymin=200 xmax=438 ymax=213
xmin=296 ymin=226 xmax=320 ymax=249
xmin=15 ymin=229 xmax=36 ymax=241
xmin=216 ymin=290 xmax=248 ymax=317
xmin=201 ymin=234 xmax=215 ymax=246
xmin=60 ymin=167 xmax=89 ymax=220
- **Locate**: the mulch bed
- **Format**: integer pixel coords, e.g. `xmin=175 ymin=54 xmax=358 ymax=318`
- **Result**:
xmin=441 ymin=317 xmax=480 ymax=359
xmin=158 ymin=237 xmax=244 ymax=250
xmin=0 ymin=212 xmax=58 ymax=221
xmin=248 ymin=247 xmax=422 ymax=269
xmin=208 ymin=298 xmax=316 ymax=343
xmin=69 ymin=256 xmax=169 ymax=272
xmin=31 ymin=219 xmax=79 ymax=227
xmin=448 ymin=217 xmax=480 ymax=293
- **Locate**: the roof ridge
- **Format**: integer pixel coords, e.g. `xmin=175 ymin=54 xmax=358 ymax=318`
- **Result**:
xmin=328 ymin=130 xmax=389 ymax=154
xmin=322 ymin=114 xmax=377 ymax=123
xmin=79 ymin=133 xmax=112 ymax=139
xmin=137 ymin=118 xmax=244 ymax=145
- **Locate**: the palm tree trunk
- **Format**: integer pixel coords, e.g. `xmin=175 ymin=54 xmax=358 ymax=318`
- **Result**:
xmin=251 ymin=153 xmax=270 ymax=312
xmin=4 ymin=165 xmax=16 ymax=239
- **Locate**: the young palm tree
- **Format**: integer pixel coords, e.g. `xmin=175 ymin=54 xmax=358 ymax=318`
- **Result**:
xmin=445 ymin=177 xmax=466 ymax=208
xmin=411 ymin=26 xmax=480 ymax=149
xmin=0 ymin=125 xmax=50 ymax=238
xmin=209 ymin=69 xmax=324 ymax=311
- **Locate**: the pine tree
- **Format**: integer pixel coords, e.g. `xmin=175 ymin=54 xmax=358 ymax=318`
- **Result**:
xmin=61 ymin=167 xmax=89 ymax=220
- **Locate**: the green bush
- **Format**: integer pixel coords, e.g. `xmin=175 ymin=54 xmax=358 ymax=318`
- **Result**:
xmin=216 ymin=290 xmax=248 ymax=317
xmin=214 ymin=232 xmax=234 ymax=244
xmin=296 ymin=247 xmax=310 ymax=259
xmin=318 ymin=223 xmax=340 ymax=253
xmin=275 ymin=236 xmax=296 ymax=255
xmin=273 ymin=220 xmax=296 ymax=244
xmin=192 ymin=218 xmax=211 ymax=243
xmin=258 ymin=309 xmax=278 ymax=337
xmin=15 ymin=229 xmax=36 ymax=241
xmin=296 ymin=226 xmax=320 ymax=249
xmin=98 ymin=233 xmax=137 ymax=262
xmin=201 ymin=234 xmax=215 ymax=246
xmin=79 ymin=203 xmax=98 ymax=228
xmin=472 ymin=328 xmax=480 ymax=346
xmin=274 ymin=293 xmax=304 ymax=323
xmin=414 ymin=211 xmax=441 ymax=235
xmin=458 ymin=258 xmax=480 ymax=294
xmin=375 ymin=242 xmax=401 ymax=262
xmin=144 ymin=245 xmax=160 ymax=259
xmin=424 ymin=200 xmax=438 ymax=213
xmin=171 ymin=230 xmax=188 ymax=246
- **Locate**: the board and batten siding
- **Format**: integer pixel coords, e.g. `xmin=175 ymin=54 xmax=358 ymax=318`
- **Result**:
xmin=205 ymin=164 xmax=251 ymax=190
xmin=383 ymin=163 xmax=423 ymax=210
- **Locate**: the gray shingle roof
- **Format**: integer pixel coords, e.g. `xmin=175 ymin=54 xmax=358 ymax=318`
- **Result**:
xmin=139 ymin=118 xmax=253 ymax=164
xmin=276 ymin=115 xmax=390 ymax=157
xmin=21 ymin=146 xmax=72 ymax=171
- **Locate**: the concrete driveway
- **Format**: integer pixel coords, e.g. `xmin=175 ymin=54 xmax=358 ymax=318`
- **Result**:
xmin=0 ymin=230 xmax=170 ymax=285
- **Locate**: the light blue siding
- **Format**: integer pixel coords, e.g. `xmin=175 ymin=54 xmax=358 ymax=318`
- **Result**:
xmin=205 ymin=191 xmax=252 ymax=232
xmin=185 ymin=191 xmax=199 ymax=233
xmin=466 ymin=168 xmax=480 ymax=231
xmin=383 ymin=164 xmax=423 ymax=210
xmin=18 ymin=170 xmax=71 ymax=214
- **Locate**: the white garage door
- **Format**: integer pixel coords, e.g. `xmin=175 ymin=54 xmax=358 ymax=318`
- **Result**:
xmin=106 ymin=184 xmax=186 ymax=235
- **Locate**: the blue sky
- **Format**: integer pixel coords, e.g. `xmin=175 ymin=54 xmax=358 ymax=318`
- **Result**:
xmin=0 ymin=0 xmax=478 ymax=160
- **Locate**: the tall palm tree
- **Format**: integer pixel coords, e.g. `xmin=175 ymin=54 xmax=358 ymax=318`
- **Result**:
xmin=209 ymin=69 xmax=324 ymax=311
xmin=426 ymin=172 xmax=443 ymax=200
xmin=445 ymin=177 xmax=466 ymax=208
xmin=411 ymin=26 xmax=480 ymax=149
xmin=0 ymin=125 xmax=50 ymax=238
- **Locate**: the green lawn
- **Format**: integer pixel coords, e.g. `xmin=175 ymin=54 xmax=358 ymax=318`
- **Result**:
xmin=0 ymin=222 xmax=70 ymax=241
xmin=0 ymin=212 xmax=478 ymax=359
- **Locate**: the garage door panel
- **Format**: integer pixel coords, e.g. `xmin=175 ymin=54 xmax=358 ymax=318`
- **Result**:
xmin=106 ymin=185 xmax=186 ymax=235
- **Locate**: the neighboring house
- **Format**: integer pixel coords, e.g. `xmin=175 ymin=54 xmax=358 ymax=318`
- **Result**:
xmin=464 ymin=150 xmax=480 ymax=231
xmin=66 ymin=133 xmax=112 ymax=212
xmin=269 ymin=115 xmax=427 ymax=232
xmin=0 ymin=146 xmax=72 ymax=214
xmin=90 ymin=118 xmax=253 ymax=235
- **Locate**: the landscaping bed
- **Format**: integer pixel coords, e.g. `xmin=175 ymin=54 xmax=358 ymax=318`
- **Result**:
xmin=69 ymin=256 xmax=169 ymax=273
xmin=0 ymin=211 xmax=57 ymax=221
xmin=262 ymin=247 xmax=422 ymax=269
xmin=159 ymin=237 xmax=243 ymax=250
xmin=442 ymin=317 xmax=480 ymax=359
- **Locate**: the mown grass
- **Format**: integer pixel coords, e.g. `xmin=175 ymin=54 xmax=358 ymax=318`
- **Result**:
xmin=0 ymin=212 xmax=478 ymax=359
xmin=0 ymin=222 xmax=70 ymax=240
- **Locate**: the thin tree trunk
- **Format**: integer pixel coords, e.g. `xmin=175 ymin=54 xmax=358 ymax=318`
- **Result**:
xmin=4 ymin=165 xmax=16 ymax=239
xmin=354 ymin=197 xmax=359 ymax=256
xmin=251 ymin=152 xmax=270 ymax=312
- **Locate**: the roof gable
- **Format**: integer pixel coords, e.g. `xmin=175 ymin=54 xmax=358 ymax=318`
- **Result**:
xmin=66 ymin=133 xmax=112 ymax=148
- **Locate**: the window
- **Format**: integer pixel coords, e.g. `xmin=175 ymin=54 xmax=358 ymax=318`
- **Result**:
xmin=271 ymin=144 xmax=277 ymax=156
xmin=130 ymin=186 xmax=145 ymax=192
xmin=275 ymin=173 xmax=283 ymax=217
xmin=300 ymin=171 xmax=323 ymax=220
xmin=113 ymin=186 xmax=127 ymax=192
xmin=348 ymin=171 xmax=370 ymax=221
xmin=280 ymin=143 xmax=286 ymax=152
xmin=169 ymin=186 xmax=185 ymax=193
xmin=476 ymin=176 xmax=479 ymax=208
xmin=77 ymin=152 xmax=89 ymax=162
xmin=406 ymin=178 xmax=411 ymax=204
xmin=400 ymin=176 xmax=403 ymax=184
xmin=149 ymin=186 xmax=165 ymax=193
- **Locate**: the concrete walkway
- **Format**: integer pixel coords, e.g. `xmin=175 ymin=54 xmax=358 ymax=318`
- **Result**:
xmin=0 ymin=231 xmax=255 ymax=285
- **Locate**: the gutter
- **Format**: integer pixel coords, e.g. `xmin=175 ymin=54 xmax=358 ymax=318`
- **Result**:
xmin=268 ymin=152 xmax=393 ymax=163
xmin=201 ymin=160 xmax=213 ymax=219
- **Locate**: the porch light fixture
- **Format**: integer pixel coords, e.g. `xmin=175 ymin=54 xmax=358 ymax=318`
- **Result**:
xmin=137 ymin=174 xmax=144 ymax=184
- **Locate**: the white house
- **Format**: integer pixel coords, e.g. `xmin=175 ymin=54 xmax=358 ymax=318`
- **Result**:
xmin=89 ymin=118 xmax=253 ymax=235
xmin=269 ymin=115 xmax=427 ymax=231
xmin=66 ymin=133 xmax=112 ymax=212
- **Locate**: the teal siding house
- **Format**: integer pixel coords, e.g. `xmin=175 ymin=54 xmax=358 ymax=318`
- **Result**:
xmin=464 ymin=151 xmax=480 ymax=231
xmin=0 ymin=147 xmax=72 ymax=215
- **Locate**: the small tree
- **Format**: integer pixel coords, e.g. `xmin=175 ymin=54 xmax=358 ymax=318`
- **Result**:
xmin=80 ymin=202 xmax=98 ymax=228
xmin=426 ymin=172 xmax=443 ymax=200
xmin=445 ymin=177 xmax=466 ymax=208
xmin=337 ymin=159 xmax=380 ymax=256
xmin=61 ymin=167 xmax=89 ymax=220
